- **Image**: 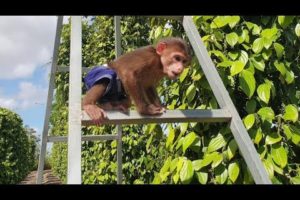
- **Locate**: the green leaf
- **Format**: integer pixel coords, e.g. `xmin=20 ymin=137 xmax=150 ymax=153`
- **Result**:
xmin=238 ymin=29 xmax=249 ymax=44
xmin=196 ymin=172 xmax=208 ymax=184
xmin=285 ymin=70 xmax=294 ymax=84
xmin=230 ymin=61 xmax=245 ymax=76
xmin=180 ymin=160 xmax=194 ymax=184
xmin=262 ymin=49 xmax=272 ymax=61
xmin=228 ymin=51 xmax=239 ymax=60
xmin=217 ymin=60 xmax=232 ymax=68
xmin=211 ymin=153 xmax=223 ymax=168
xmin=278 ymin=16 xmax=294 ymax=28
xmin=283 ymin=124 xmax=293 ymax=140
xmin=146 ymin=134 xmax=153 ymax=152
xmin=243 ymin=114 xmax=255 ymax=130
xmin=207 ymin=133 xmax=226 ymax=153
xmin=261 ymin=27 xmax=278 ymax=40
xmin=226 ymin=32 xmax=239 ymax=48
xmin=274 ymin=60 xmax=287 ymax=76
xmin=239 ymin=70 xmax=256 ymax=98
xmin=250 ymin=57 xmax=265 ymax=71
xmin=228 ymin=161 xmax=240 ymax=182
xmin=273 ymin=43 xmax=284 ymax=59
xmin=254 ymin=128 xmax=263 ymax=145
xmin=262 ymin=37 xmax=273 ymax=49
xmin=283 ymin=104 xmax=298 ymax=123
xmin=170 ymin=158 xmax=178 ymax=173
xmin=186 ymin=84 xmax=196 ymax=103
xmin=228 ymin=16 xmax=240 ymax=28
xmin=271 ymin=145 xmax=287 ymax=168
xmin=211 ymin=16 xmax=229 ymax=28
xmin=154 ymin=26 xmax=163 ymax=38
xmin=295 ymin=24 xmax=300 ymax=37
xmin=257 ymin=83 xmax=271 ymax=104
xmin=215 ymin=165 xmax=228 ymax=184
xmin=265 ymin=132 xmax=282 ymax=145
xmin=192 ymin=159 xmax=203 ymax=171
xmin=201 ymin=153 xmax=214 ymax=167
xmin=252 ymin=38 xmax=264 ymax=53
xmin=246 ymin=99 xmax=257 ymax=114
xmin=227 ymin=139 xmax=238 ymax=161
xmin=182 ymin=132 xmax=197 ymax=153
xmin=291 ymin=176 xmax=300 ymax=184
xmin=263 ymin=159 xmax=274 ymax=179
xmin=166 ymin=129 xmax=175 ymax=149
xmin=257 ymin=107 xmax=275 ymax=121
xmin=239 ymin=50 xmax=249 ymax=65
xmin=180 ymin=68 xmax=189 ymax=82
xmin=160 ymin=157 xmax=171 ymax=173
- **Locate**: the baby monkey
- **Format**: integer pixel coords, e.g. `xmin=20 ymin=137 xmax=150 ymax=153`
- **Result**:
xmin=82 ymin=37 xmax=191 ymax=125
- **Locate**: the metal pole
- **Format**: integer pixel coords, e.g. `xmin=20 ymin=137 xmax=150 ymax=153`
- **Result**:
xmin=67 ymin=16 xmax=82 ymax=184
xmin=36 ymin=16 xmax=63 ymax=184
xmin=182 ymin=16 xmax=271 ymax=184
xmin=114 ymin=16 xmax=123 ymax=184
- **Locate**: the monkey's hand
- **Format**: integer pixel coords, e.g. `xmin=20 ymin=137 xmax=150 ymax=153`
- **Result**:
xmin=139 ymin=104 xmax=166 ymax=115
xmin=83 ymin=104 xmax=107 ymax=126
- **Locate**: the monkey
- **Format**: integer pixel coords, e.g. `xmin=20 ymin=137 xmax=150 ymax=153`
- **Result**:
xmin=82 ymin=37 xmax=191 ymax=125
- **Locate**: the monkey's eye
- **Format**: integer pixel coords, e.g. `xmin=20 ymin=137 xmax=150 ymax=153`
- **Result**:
xmin=174 ymin=56 xmax=182 ymax=62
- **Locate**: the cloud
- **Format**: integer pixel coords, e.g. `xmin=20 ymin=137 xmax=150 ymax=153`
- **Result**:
xmin=0 ymin=16 xmax=57 ymax=80
xmin=0 ymin=81 xmax=47 ymax=110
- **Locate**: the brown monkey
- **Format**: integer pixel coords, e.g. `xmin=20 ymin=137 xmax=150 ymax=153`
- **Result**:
xmin=82 ymin=37 xmax=191 ymax=125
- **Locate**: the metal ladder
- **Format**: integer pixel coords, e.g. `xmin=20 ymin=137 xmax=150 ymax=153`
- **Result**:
xmin=37 ymin=16 xmax=272 ymax=184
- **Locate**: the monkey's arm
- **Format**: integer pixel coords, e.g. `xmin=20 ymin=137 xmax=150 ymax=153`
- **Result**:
xmin=122 ymin=73 xmax=164 ymax=115
xmin=82 ymin=79 xmax=109 ymax=125
xmin=147 ymin=87 xmax=166 ymax=113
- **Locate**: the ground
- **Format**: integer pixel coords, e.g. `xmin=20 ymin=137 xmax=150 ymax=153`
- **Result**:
xmin=19 ymin=170 xmax=62 ymax=184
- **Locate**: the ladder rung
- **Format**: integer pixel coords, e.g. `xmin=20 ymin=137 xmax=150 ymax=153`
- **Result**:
xmin=82 ymin=109 xmax=231 ymax=126
xmin=47 ymin=135 xmax=118 ymax=142
xmin=57 ymin=66 xmax=91 ymax=73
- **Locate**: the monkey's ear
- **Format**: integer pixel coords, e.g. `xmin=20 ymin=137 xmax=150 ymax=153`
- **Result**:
xmin=156 ymin=42 xmax=167 ymax=55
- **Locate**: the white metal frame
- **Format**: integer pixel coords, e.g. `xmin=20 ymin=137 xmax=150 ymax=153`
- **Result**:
xmin=37 ymin=16 xmax=271 ymax=184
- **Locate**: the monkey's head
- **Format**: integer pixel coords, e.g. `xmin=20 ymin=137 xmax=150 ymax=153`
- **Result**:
xmin=156 ymin=37 xmax=191 ymax=80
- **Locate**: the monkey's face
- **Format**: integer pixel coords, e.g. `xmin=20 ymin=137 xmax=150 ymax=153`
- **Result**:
xmin=160 ymin=50 xmax=189 ymax=80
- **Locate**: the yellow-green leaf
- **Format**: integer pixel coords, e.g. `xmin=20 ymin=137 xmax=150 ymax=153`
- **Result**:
xmin=239 ymin=70 xmax=256 ymax=98
xmin=226 ymin=32 xmax=239 ymax=48
xmin=257 ymin=83 xmax=271 ymax=104
xmin=196 ymin=172 xmax=208 ymax=184
xmin=166 ymin=128 xmax=175 ymax=149
xmin=230 ymin=60 xmax=245 ymax=76
xmin=228 ymin=161 xmax=240 ymax=182
xmin=215 ymin=165 xmax=228 ymax=184
xmin=227 ymin=139 xmax=238 ymax=161
xmin=211 ymin=153 xmax=223 ymax=168
xmin=285 ymin=70 xmax=294 ymax=84
xmin=252 ymin=38 xmax=264 ymax=53
xmin=265 ymin=132 xmax=282 ymax=145
xmin=192 ymin=159 xmax=203 ymax=171
xmin=278 ymin=16 xmax=294 ymax=29
xmin=243 ymin=114 xmax=255 ymax=130
xmin=180 ymin=160 xmax=194 ymax=184
xmin=228 ymin=16 xmax=240 ymax=28
xmin=273 ymin=43 xmax=284 ymax=59
xmin=257 ymin=107 xmax=275 ymax=121
xmin=271 ymin=145 xmax=287 ymax=168
xmin=295 ymin=24 xmax=300 ymax=37
xmin=186 ymin=84 xmax=196 ymax=103
xmin=250 ymin=57 xmax=265 ymax=71
xmin=207 ymin=133 xmax=226 ymax=153
xmin=182 ymin=132 xmax=197 ymax=153
xmin=263 ymin=159 xmax=274 ymax=179
xmin=283 ymin=104 xmax=298 ymax=123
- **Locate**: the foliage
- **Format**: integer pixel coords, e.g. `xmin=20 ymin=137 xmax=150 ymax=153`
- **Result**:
xmin=0 ymin=107 xmax=37 ymax=184
xmin=50 ymin=16 xmax=300 ymax=184
xmin=150 ymin=16 xmax=300 ymax=184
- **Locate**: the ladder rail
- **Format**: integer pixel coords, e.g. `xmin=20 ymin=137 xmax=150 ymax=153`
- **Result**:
xmin=182 ymin=16 xmax=271 ymax=184
xmin=67 ymin=16 xmax=82 ymax=184
xmin=36 ymin=16 xmax=63 ymax=184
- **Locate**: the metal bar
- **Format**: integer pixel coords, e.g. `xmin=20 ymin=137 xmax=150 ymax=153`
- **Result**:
xmin=114 ymin=16 xmax=123 ymax=184
xmin=182 ymin=16 xmax=271 ymax=184
xmin=36 ymin=16 xmax=63 ymax=184
xmin=67 ymin=16 xmax=82 ymax=184
xmin=117 ymin=125 xmax=123 ymax=184
xmin=48 ymin=135 xmax=118 ymax=142
xmin=57 ymin=66 xmax=91 ymax=73
xmin=82 ymin=109 xmax=231 ymax=125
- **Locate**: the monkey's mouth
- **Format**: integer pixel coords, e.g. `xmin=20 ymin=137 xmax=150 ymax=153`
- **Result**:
xmin=172 ymin=71 xmax=180 ymax=77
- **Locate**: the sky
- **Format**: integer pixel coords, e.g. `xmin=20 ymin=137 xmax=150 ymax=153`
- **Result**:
xmin=0 ymin=16 xmax=70 ymax=145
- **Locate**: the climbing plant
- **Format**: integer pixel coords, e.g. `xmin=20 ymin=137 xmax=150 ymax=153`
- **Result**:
xmin=149 ymin=16 xmax=300 ymax=184
xmin=0 ymin=107 xmax=37 ymax=184
xmin=50 ymin=16 xmax=300 ymax=184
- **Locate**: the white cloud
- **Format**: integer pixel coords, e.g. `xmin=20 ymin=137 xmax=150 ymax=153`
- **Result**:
xmin=17 ymin=81 xmax=47 ymax=109
xmin=0 ymin=16 xmax=57 ymax=80
xmin=0 ymin=81 xmax=47 ymax=110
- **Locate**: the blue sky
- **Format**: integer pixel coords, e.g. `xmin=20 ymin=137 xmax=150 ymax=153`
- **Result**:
xmin=0 ymin=16 xmax=69 ymax=147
